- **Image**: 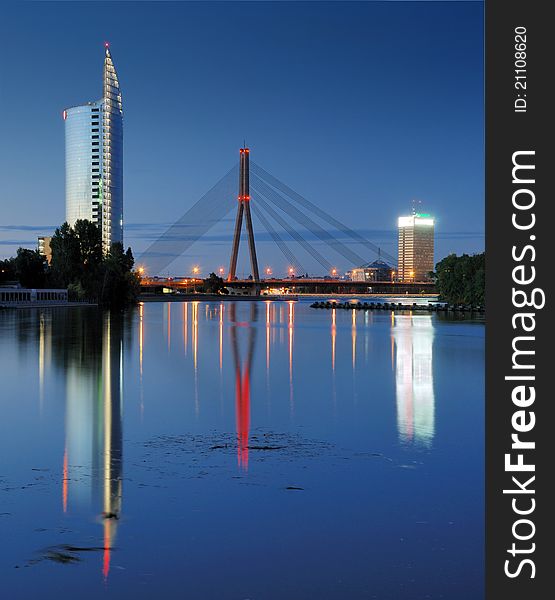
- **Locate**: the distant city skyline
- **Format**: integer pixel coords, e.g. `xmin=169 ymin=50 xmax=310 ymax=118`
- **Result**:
xmin=0 ymin=1 xmax=484 ymax=276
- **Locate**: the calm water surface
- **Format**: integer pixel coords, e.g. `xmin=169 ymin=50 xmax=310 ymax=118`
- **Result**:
xmin=0 ymin=300 xmax=484 ymax=599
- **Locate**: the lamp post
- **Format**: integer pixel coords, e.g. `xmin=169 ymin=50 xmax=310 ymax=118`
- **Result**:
xmin=192 ymin=266 xmax=200 ymax=293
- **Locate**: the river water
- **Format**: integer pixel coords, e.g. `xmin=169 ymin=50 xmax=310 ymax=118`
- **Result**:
xmin=0 ymin=299 xmax=484 ymax=599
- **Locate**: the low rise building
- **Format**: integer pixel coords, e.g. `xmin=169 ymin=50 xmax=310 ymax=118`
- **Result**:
xmin=349 ymin=260 xmax=394 ymax=282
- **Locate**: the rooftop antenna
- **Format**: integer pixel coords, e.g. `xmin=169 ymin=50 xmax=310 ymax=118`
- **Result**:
xmin=411 ymin=199 xmax=422 ymax=215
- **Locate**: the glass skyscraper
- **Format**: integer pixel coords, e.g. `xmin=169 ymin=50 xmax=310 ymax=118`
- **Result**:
xmin=64 ymin=44 xmax=123 ymax=252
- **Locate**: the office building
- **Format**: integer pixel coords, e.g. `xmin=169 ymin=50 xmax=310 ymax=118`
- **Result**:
xmin=397 ymin=213 xmax=435 ymax=281
xmin=64 ymin=44 xmax=123 ymax=252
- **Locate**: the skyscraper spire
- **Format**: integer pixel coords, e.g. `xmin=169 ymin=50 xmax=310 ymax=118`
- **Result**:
xmin=103 ymin=44 xmax=122 ymax=115
xmin=101 ymin=44 xmax=124 ymax=251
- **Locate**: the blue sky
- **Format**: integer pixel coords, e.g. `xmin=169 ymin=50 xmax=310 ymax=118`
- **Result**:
xmin=0 ymin=1 xmax=484 ymax=276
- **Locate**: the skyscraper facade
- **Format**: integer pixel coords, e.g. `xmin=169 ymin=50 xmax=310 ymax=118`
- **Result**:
xmin=397 ymin=213 xmax=435 ymax=282
xmin=64 ymin=44 xmax=123 ymax=252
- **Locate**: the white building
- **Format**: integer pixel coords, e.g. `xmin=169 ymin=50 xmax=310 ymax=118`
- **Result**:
xmin=64 ymin=44 xmax=123 ymax=252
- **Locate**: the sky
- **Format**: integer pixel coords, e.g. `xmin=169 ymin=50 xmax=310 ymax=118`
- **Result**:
xmin=0 ymin=1 xmax=484 ymax=277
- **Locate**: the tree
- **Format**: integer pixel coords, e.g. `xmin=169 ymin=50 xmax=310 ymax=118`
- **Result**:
xmin=74 ymin=220 xmax=103 ymax=297
xmin=100 ymin=242 xmax=140 ymax=306
xmin=0 ymin=258 xmax=16 ymax=284
xmin=49 ymin=219 xmax=103 ymax=294
xmin=48 ymin=220 xmax=139 ymax=306
xmin=13 ymin=248 xmax=47 ymax=288
xmin=202 ymin=272 xmax=227 ymax=294
xmin=49 ymin=222 xmax=80 ymax=287
xmin=433 ymin=252 xmax=485 ymax=305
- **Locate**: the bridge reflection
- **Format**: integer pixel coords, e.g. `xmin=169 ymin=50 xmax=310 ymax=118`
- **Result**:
xmin=229 ymin=303 xmax=257 ymax=470
xmin=157 ymin=301 xmax=435 ymax=458
xmin=28 ymin=300 xmax=438 ymax=583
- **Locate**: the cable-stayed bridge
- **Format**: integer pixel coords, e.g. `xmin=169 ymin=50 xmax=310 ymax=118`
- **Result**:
xmin=139 ymin=148 xmax=433 ymax=294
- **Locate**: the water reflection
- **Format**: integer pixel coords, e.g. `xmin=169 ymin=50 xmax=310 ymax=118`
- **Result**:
xmin=0 ymin=302 xmax=484 ymax=598
xmin=351 ymin=309 xmax=357 ymax=369
xmin=393 ymin=314 xmax=435 ymax=447
xmin=38 ymin=313 xmax=52 ymax=411
xmin=50 ymin=310 xmax=126 ymax=580
xmin=331 ymin=307 xmax=336 ymax=372
xmin=42 ymin=304 xmax=434 ymax=577
xmin=288 ymin=301 xmax=294 ymax=414
xmin=229 ymin=303 xmax=257 ymax=470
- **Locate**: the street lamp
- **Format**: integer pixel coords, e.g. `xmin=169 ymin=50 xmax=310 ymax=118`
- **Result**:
xmin=192 ymin=266 xmax=200 ymax=293
xmin=266 ymin=267 xmax=272 ymax=277
xmin=219 ymin=267 xmax=225 ymax=277
xmin=289 ymin=267 xmax=295 ymax=278
xmin=410 ymin=270 xmax=415 ymax=282
xmin=331 ymin=268 xmax=337 ymax=277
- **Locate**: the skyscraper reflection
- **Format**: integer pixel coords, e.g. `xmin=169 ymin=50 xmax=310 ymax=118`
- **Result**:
xmin=393 ymin=314 xmax=435 ymax=447
xmin=50 ymin=309 xmax=125 ymax=580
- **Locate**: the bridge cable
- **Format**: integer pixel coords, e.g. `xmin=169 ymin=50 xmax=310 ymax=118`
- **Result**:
xmin=252 ymin=191 xmax=333 ymax=272
xmin=139 ymin=165 xmax=238 ymax=275
xmin=251 ymin=161 xmax=397 ymax=266
xmin=251 ymin=174 xmax=368 ymax=267
xmin=250 ymin=202 xmax=306 ymax=274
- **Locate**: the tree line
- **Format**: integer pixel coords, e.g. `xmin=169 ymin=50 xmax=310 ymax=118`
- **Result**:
xmin=432 ymin=252 xmax=485 ymax=306
xmin=0 ymin=220 xmax=140 ymax=307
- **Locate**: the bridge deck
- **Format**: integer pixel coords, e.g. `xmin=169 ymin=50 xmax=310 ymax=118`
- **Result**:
xmin=140 ymin=278 xmax=436 ymax=295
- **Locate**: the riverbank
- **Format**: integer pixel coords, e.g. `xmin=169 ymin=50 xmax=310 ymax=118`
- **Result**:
xmin=139 ymin=292 xmax=438 ymax=303
xmin=0 ymin=301 xmax=97 ymax=310
xmin=139 ymin=293 xmax=298 ymax=302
